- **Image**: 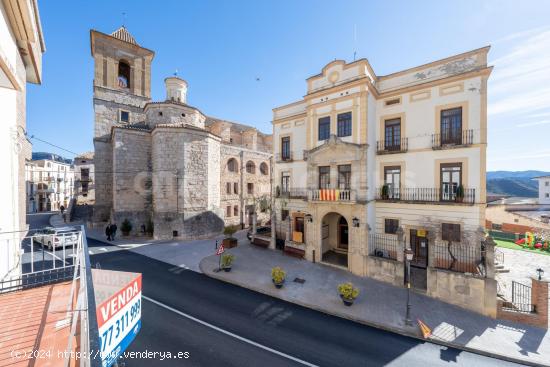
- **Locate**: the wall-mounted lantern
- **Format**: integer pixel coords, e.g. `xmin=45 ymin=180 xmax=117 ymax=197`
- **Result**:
xmin=352 ymin=217 xmax=360 ymax=227
xmin=305 ymin=214 xmax=313 ymax=223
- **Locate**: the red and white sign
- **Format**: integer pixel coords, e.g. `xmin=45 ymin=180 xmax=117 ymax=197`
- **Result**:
xmin=216 ymin=243 xmax=225 ymax=255
xmin=97 ymin=274 xmax=142 ymax=366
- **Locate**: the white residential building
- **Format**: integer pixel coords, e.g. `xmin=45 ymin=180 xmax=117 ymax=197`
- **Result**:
xmin=272 ymin=47 xmax=495 ymax=316
xmin=534 ymin=176 xmax=550 ymax=205
xmin=0 ymin=0 xmax=45 ymax=286
xmin=26 ymin=154 xmax=75 ymax=212
xmin=74 ymin=151 xmax=95 ymax=205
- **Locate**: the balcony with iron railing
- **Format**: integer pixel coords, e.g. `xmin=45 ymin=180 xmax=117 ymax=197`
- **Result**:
xmin=309 ymin=188 xmax=355 ymax=202
xmin=376 ymin=138 xmax=408 ymax=154
xmin=432 ymin=129 xmax=474 ymax=149
xmin=368 ymin=233 xmax=403 ymax=261
xmin=376 ymin=186 xmax=476 ymax=205
xmin=275 ymin=152 xmax=294 ymax=163
xmin=277 ymin=187 xmax=308 ymax=200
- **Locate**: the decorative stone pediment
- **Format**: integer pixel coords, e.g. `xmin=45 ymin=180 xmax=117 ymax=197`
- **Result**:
xmin=307 ymin=134 xmax=367 ymax=164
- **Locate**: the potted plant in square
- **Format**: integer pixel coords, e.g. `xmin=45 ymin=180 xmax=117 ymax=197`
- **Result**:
xmin=223 ymin=225 xmax=238 ymax=248
xmin=121 ymin=218 xmax=132 ymax=236
xmin=381 ymin=184 xmax=390 ymax=200
xmin=338 ymin=282 xmax=359 ymax=306
xmin=221 ymin=254 xmax=235 ymax=272
xmin=455 ymin=184 xmax=465 ymax=203
xmin=271 ymin=267 xmax=286 ymax=289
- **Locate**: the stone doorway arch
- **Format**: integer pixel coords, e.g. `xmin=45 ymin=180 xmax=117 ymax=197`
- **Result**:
xmin=320 ymin=212 xmax=349 ymax=268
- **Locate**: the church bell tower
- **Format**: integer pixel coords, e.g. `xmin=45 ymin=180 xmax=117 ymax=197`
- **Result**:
xmin=90 ymin=26 xmax=154 ymax=222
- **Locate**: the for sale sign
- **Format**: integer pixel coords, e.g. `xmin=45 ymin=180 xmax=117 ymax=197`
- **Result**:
xmin=94 ymin=270 xmax=142 ymax=367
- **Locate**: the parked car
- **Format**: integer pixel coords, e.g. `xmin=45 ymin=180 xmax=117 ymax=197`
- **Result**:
xmin=246 ymin=226 xmax=271 ymax=240
xmin=34 ymin=227 xmax=78 ymax=250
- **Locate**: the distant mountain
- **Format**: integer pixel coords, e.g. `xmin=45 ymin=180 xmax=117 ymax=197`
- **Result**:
xmin=486 ymin=170 xmax=550 ymax=198
xmin=486 ymin=170 xmax=550 ymax=180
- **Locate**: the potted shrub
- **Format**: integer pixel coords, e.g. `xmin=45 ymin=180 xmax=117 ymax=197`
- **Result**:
xmin=271 ymin=267 xmax=286 ymax=289
xmin=338 ymin=282 xmax=359 ymax=306
xmin=381 ymin=184 xmax=390 ymax=200
xmin=221 ymin=254 xmax=235 ymax=272
xmin=455 ymin=185 xmax=465 ymax=203
xmin=223 ymin=225 xmax=238 ymax=248
xmin=121 ymin=219 xmax=132 ymax=236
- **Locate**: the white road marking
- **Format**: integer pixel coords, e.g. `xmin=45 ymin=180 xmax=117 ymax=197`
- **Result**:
xmin=99 ymin=247 xmax=108 ymax=252
xmin=143 ymin=296 xmax=319 ymax=367
xmin=168 ymin=264 xmax=188 ymax=274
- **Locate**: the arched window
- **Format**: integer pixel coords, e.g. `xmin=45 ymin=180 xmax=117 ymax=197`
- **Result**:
xmin=246 ymin=161 xmax=255 ymax=174
xmin=260 ymin=162 xmax=268 ymax=175
xmin=227 ymin=158 xmax=238 ymax=173
xmin=118 ymin=60 xmax=131 ymax=89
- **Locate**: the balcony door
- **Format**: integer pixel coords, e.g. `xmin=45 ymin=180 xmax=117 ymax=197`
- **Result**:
xmin=281 ymin=137 xmax=291 ymax=160
xmin=384 ymin=118 xmax=401 ymax=150
xmin=441 ymin=163 xmax=462 ymax=201
xmin=440 ymin=107 xmax=462 ymax=145
xmin=384 ymin=166 xmax=401 ymax=199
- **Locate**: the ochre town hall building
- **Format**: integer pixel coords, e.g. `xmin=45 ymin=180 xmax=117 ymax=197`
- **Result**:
xmin=90 ymin=27 xmax=272 ymax=240
xmin=272 ymin=47 xmax=496 ymax=316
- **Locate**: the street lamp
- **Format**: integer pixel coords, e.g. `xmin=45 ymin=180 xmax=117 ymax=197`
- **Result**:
xmin=536 ymin=268 xmax=544 ymax=281
xmin=404 ymin=246 xmax=414 ymax=326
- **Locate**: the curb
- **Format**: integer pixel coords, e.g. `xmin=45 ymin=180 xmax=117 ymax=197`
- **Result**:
xmin=199 ymin=256 xmax=547 ymax=367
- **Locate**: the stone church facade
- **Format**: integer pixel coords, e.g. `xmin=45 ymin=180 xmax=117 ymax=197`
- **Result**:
xmin=91 ymin=27 xmax=271 ymax=239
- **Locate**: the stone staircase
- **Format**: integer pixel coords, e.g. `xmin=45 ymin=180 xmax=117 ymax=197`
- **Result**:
xmin=494 ymin=248 xmax=510 ymax=274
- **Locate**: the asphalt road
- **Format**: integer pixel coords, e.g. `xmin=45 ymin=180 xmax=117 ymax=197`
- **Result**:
xmin=89 ymin=237 xmax=524 ymax=367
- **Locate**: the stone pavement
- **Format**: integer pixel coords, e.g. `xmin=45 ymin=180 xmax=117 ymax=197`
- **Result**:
xmin=496 ymin=247 xmax=550 ymax=302
xmin=49 ymin=214 xmax=248 ymax=272
xmin=200 ymin=243 xmax=550 ymax=366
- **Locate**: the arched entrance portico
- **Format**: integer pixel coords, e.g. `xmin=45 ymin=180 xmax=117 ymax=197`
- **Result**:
xmin=320 ymin=212 xmax=349 ymax=268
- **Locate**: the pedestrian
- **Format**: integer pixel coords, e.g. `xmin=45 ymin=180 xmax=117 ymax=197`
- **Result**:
xmin=111 ymin=223 xmax=118 ymax=240
xmin=105 ymin=224 xmax=112 ymax=241
xmin=60 ymin=205 xmax=65 ymax=215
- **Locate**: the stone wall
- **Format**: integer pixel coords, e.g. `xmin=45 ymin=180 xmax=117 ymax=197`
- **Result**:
xmin=145 ymin=103 xmax=205 ymax=129
xmin=93 ymin=138 xmax=113 ymax=222
xmin=111 ymin=128 xmax=152 ymax=233
xmin=151 ymin=126 xmax=223 ymax=240
xmin=366 ymin=257 xmax=404 ymax=287
xmin=93 ymin=87 xmax=149 ymax=138
xmin=220 ymin=144 xmax=272 ymax=228
xmin=427 ymin=268 xmax=498 ymax=317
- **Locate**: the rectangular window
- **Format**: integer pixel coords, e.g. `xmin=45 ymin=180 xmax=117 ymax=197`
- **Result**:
xmin=281 ymin=137 xmax=291 ymax=160
xmin=226 ymin=206 xmax=231 ymax=217
xmin=233 ymin=182 xmax=238 ymax=194
xmin=318 ymin=116 xmax=330 ymax=141
xmin=281 ymin=209 xmax=289 ymax=221
xmin=441 ymin=107 xmax=462 ymax=145
xmin=338 ymin=165 xmax=351 ymax=189
xmin=385 ymin=97 xmax=401 ymax=106
xmin=247 ymin=183 xmax=254 ymax=195
xmin=384 ymin=166 xmax=401 ymax=199
xmin=120 ymin=110 xmax=130 ymax=123
xmin=281 ymin=173 xmax=290 ymax=193
xmin=384 ymin=118 xmax=401 ymax=150
xmin=81 ymin=182 xmax=89 ymax=194
xmin=319 ymin=166 xmax=330 ymax=189
xmin=442 ymin=223 xmax=461 ymax=242
xmin=234 ymin=206 xmax=239 ymax=216
xmin=546 ymin=181 xmax=549 ymax=186
xmin=226 ymin=182 xmax=231 ymax=194
xmin=384 ymin=219 xmax=399 ymax=234
xmin=440 ymin=163 xmax=462 ymax=201
xmin=337 ymin=112 xmax=352 ymax=137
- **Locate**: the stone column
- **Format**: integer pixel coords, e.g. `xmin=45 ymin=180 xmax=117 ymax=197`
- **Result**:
xmin=532 ymin=277 xmax=549 ymax=328
xmin=427 ymin=231 xmax=436 ymax=268
xmin=396 ymin=226 xmax=405 ymax=262
xmin=252 ymin=211 xmax=257 ymax=243
xmin=484 ymin=235 xmax=496 ymax=279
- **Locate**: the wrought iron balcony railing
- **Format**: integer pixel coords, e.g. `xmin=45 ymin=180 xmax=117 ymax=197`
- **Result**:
xmin=309 ymin=189 xmax=354 ymax=202
xmin=277 ymin=188 xmax=308 ymax=200
xmin=376 ymin=138 xmax=408 ymax=154
xmin=432 ymin=129 xmax=474 ymax=149
xmin=376 ymin=187 xmax=476 ymax=204
xmin=275 ymin=152 xmax=293 ymax=162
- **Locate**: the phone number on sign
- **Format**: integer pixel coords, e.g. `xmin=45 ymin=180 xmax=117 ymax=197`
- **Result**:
xmin=100 ymin=297 xmax=141 ymax=354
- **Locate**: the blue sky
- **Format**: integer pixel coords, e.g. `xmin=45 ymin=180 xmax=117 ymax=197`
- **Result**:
xmin=27 ymin=0 xmax=550 ymax=171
